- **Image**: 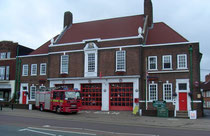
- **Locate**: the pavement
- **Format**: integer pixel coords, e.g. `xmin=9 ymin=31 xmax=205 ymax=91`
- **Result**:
xmin=1 ymin=107 xmax=210 ymax=131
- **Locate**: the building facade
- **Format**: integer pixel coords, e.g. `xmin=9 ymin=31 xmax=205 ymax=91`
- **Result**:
xmin=18 ymin=0 xmax=203 ymax=117
xmin=201 ymin=74 xmax=210 ymax=109
xmin=0 ymin=41 xmax=33 ymax=102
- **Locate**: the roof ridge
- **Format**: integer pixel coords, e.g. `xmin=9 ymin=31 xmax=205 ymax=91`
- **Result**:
xmin=73 ymin=14 xmax=144 ymax=25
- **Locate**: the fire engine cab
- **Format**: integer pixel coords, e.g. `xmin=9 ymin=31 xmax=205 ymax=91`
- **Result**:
xmin=35 ymin=88 xmax=81 ymax=113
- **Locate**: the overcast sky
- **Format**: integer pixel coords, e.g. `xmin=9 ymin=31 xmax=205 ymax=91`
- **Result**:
xmin=0 ymin=0 xmax=210 ymax=81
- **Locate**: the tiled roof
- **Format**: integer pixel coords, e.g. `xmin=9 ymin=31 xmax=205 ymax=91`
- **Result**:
xmin=31 ymin=15 xmax=189 ymax=55
xmin=56 ymin=15 xmax=145 ymax=44
xmin=146 ymin=22 xmax=188 ymax=45
xmin=29 ymin=35 xmax=58 ymax=55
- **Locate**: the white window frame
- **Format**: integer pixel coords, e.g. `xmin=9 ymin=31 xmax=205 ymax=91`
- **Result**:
xmin=206 ymin=91 xmax=210 ymax=97
xmin=88 ymin=53 xmax=95 ymax=72
xmin=39 ymin=85 xmax=46 ymax=90
xmin=0 ymin=52 xmax=6 ymax=59
xmin=162 ymin=55 xmax=172 ymax=70
xmin=60 ymin=55 xmax=69 ymax=74
xmin=40 ymin=63 xmax=47 ymax=75
xmin=148 ymin=56 xmax=157 ymax=70
xmin=84 ymin=42 xmax=98 ymax=77
xmin=177 ymin=54 xmax=187 ymax=69
xmin=31 ymin=64 xmax=37 ymax=76
xmin=207 ymin=101 xmax=210 ymax=108
xmin=116 ymin=50 xmax=126 ymax=72
xmin=163 ymin=82 xmax=172 ymax=102
xmin=6 ymin=66 xmax=9 ymax=80
xmin=149 ymin=82 xmax=158 ymax=101
xmin=7 ymin=52 xmax=11 ymax=58
xmin=22 ymin=64 xmax=28 ymax=76
xmin=30 ymin=85 xmax=36 ymax=100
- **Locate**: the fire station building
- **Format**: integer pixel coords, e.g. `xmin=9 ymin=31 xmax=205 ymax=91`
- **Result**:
xmin=18 ymin=0 xmax=203 ymax=117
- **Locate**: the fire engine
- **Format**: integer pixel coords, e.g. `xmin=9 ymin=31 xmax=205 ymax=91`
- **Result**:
xmin=35 ymin=88 xmax=81 ymax=113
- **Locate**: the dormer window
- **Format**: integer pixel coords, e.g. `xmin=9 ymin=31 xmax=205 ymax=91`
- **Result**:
xmin=84 ymin=42 xmax=98 ymax=77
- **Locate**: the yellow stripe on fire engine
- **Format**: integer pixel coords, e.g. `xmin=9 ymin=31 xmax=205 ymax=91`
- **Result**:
xmin=51 ymin=99 xmax=64 ymax=103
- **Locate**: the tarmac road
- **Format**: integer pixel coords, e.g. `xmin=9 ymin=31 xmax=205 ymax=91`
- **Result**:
xmin=1 ymin=108 xmax=210 ymax=136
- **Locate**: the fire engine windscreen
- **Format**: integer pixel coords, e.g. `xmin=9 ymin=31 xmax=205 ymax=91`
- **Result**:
xmin=65 ymin=92 xmax=80 ymax=100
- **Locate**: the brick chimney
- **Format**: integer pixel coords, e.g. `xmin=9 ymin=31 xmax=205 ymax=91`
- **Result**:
xmin=144 ymin=0 xmax=153 ymax=27
xmin=63 ymin=11 xmax=73 ymax=28
xmin=205 ymin=73 xmax=210 ymax=82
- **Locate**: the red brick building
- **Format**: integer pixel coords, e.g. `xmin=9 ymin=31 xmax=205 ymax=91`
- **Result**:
xmin=201 ymin=74 xmax=210 ymax=109
xmin=0 ymin=41 xmax=33 ymax=102
xmin=18 ymin=0 xmax=203 ymax=117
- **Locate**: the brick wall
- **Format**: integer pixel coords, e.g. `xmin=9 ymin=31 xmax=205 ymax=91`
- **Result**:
xmin=139 ymin=43 xmax=202 ymax=112
xmin=20 ymin=56 xmax=49 ymax=88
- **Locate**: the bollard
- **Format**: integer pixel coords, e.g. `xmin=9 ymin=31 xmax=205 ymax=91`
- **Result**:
xmin=0 ymin=105 xmax=2 ymax=111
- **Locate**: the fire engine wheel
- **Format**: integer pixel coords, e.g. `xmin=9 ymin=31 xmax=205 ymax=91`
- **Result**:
xmin=40 ymin=105 xmax=43 ymax=111
xmin=56 ymin=107 xmax=61 ymax=113
xmin=72 ymin=111 xmax=78 ymax=114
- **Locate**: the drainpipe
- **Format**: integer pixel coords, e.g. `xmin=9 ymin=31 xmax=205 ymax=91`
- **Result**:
xmin=189 ymin=45 xmax=193 ymax=110
xmin=17 ymin=59 xmax=21 ymax=101
xmin=14 ymin=46 xmax=19 ymax=103
xmin=145 ymin=58 xmax=148 ymax=110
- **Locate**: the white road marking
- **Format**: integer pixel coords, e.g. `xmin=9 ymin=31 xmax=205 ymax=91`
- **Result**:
xmin=84 ymin=128 xmax=158 ymax=136
xmin=19 ymin=128 xmax=56 ymax=136
xmin=28 ymin=127 xmax=96 ymax=136
xmin=111 ymin=112 xmax=120 ymax=115
xmin=43 ymin=125 xmax=51 ymax=128
xmin=43 ymin=125 xmax=83 ymax=130
xmin=167 ymin=118 xmax=179 ymax=121
xmin=40 ymin=125 xmax=159 ymax=136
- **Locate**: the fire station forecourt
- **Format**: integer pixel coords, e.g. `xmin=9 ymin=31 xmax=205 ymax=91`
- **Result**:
xmin=1 ymin=108 xmax=210 ymax=136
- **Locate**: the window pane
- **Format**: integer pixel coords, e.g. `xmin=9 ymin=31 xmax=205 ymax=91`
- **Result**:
xmin=6 ymin=66 xmax=9 ymax=80
xmin=22 ymin=65 xmax=28 ymax=76
xmin=40 ymin=63 xmax=46 ymax=75
xmin=0 ymin=53 xmax=6 ymax=59
xmin=88 ymin=53 xmax=95 ymax=72
xmin=7 ymin=52 xmax=11 ymax=58
xmin=30 ymin=86 xmax=36 ymax=100
xmin=164 ymin=83 xmax=172 ymax=101
xmin=116 ymin=51 xmax=126 ymax=71
xmin=0 ymin=67 xmax=5 ymax=80
xmin=149 ymin=57 xmax=157 ymax=70
xmin=31 ymin=64 xmax=37 ymax=75
xmin=61 ymin=55 xmax=69 ymax=73
xmin=149 ymin=84 xmax=157 ymax=101
xmin=179 ymin=83 xmax=187 ymax=90
xmin=163 ymin=56 xmax=171 ymax=69
xmin=178 ymin=55 xmax=187 ymax=69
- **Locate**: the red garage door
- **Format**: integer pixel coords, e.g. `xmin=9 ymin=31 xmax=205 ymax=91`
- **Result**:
xmin=109 ymin=83 xmax=133 ymax=111
xmin=81 ymin=84 xmax=102 ymax=110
